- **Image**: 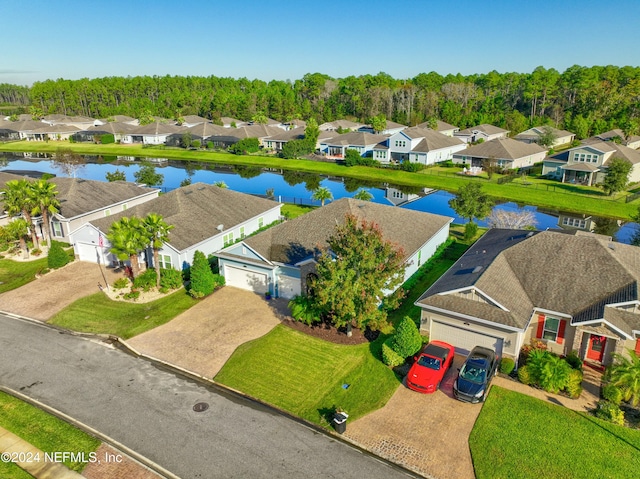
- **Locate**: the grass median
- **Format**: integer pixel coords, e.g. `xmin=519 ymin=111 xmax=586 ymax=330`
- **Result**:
xmin=0 ymin=257 xmax=48 ymax=294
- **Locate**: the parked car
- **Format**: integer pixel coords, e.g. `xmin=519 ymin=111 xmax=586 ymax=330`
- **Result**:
xmin=406 ymin=340 xmax=455 ymax=394
xmin=453 ymin=346 xmax=499 ymax=403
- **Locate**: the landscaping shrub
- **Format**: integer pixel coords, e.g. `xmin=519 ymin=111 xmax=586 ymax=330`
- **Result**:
xmin=517 ymin=365 xmax=533 ymax=385
xmin=382 ymin=337 xmax=405 ymax=367
xmin=602 ymin=383 xmax=623 ymax=405
xmin=565 ymin=350 xmax=583 ymax=370
xmin=390 ymin=316 xmax=423 ymax=359
xmin=47 ymin=241 xmax=70 ymax=269
xmin=399 ymin=161 xmax=426 ymax=172
xmin=463 ymin=222 xmax=478 ymax=241
xmin=133 ymin=269 xmax=157 ymax=292
xmin=160 ymin=268 xmax=182 ymax=290
xmin=189 ymin=250 xmax=216 ymax=297
xmin=31 ymin=248 xmax=42 ymax=256
xmin=112 ymin=278 xmax=130 ymax=290
xmin=206 ymin=141 xmax=214 ymax=149
xmin=566 ymin=369 xmax=584 ymax=399
xmin=229 ymin=137 xmax=260 ymax=154
xmin=123 ymin=290 xmax=140 ymax=301
xmin=100 ymin=134 xmax=115 ymax=144
xmin=538 ymin=354 xmax=571 ymax=394
xmin=500 ymin=357 xmax=516 ymax=375
xmin=288 ymin=295 xmax=320 ymax=325
xmin=212 ymin=273 xmax=225 ymax=289
xmin=595 ymin=400 xmax=625 ymax=426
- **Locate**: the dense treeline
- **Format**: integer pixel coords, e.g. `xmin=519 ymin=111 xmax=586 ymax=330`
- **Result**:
xmin=0 ymin=83 xmax=30 ymax=106
xmin=3 ymin=66 xmax=640 ymax=137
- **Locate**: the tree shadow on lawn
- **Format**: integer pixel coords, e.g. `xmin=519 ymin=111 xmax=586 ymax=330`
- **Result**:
xmin=550 ymin=182 xmax=610 ymax=197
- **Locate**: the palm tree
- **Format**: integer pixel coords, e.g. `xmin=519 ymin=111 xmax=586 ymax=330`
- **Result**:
xmin=353 ymin=189 xmax=373 ymax=201
xmin=106 ymin=217 xmax=149 ymax=279
xmin=143 ymin=213 xmax=174 ymax=288
xmin=1 ymin=179 xmax=39 ymax=247
xmin=213 ymin=181 xmax=228 ymax=188
xmin=5 ymin=218 xmax=30 ymax=259
xmin=312 ymin=186 xmax=333 ymax=206
xmin=30 ymin=179 xmax=60 ymax=246
xmin=609 ymin=350 xmax=640 ymax=406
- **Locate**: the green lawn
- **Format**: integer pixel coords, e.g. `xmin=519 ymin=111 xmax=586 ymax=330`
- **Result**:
xmin=470 ymin=387 xmax=640 ymax=479
xmin=281 ymin=203 xmax=316 ymax=219
xmin=48 ymin=289 xmax=198 ymax=339
xmin=215 ymin=325 xmax=400 ymax=427
xmin=0 ymin=391 xmax=100 ymax=474
xmin=0 ymin=257 xmax=48 ymax=294
xmin=2 ymin=140 xmax=637 ymax=219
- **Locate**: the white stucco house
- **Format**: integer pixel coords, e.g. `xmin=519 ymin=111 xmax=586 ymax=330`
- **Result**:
xmin=216 ymin=198 xmax=452 ymax=299
xmin=69 ymin=183 xmax=282 ymax=271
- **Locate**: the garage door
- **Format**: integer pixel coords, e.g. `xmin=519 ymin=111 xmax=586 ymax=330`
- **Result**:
xmin=75 ymin=242 xmax=109 ymax=264
xmin=277 ymin=274 xmax=301 ymax=299
xmin=223 ymin=266 xmax=268 ymax=294
xmin=431 ymin=320 xmax=503 ymax=356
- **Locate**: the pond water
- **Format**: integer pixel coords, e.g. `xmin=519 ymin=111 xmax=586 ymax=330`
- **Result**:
xmin=1 ymin=152 xmax=636 ymax=243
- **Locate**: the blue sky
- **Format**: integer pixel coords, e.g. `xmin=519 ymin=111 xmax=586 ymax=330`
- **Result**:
xmin=3 ymin=0 xmax=640 ymax=86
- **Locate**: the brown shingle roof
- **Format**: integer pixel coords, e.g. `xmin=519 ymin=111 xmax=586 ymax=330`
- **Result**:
xmin=455 ymin=138 xmax=545 ymax=160
xmin=243 ymin=198 xmax=451 ymax=265
xmin=457 ymin=124 xmax=509 ymax=135
xmin=322 ymin=131 xmax=388 ymax=147
xmin=90 ymin=183 xmax=279 ymax=251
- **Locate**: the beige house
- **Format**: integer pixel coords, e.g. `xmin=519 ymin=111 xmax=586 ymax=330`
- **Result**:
xmin=542 ymin=140 xmax=640 ymax=186
xmin=514 ymin=126 xmax=575 ymax=148
xmin=452 ymin=138 xmax=546 ymax=169
xmin=416 ymin=229 xmax=640 ymax=365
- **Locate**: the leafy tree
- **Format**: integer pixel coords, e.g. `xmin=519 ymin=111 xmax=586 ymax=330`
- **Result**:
xmin=571 ymin=114 xmax=590 ymax=139
xmin=344 ymin=148 xmax=362 ymax=167
xmin=449 ymin=183 xmax=493 ymax=239
xmin=181 ymin=132 xmax=192 ymax=148
xmin=304 ymin=118 xmax=320 ymax=149
xmin=5 ymin=218 xmax=30 ymax=258
xmin=369 ymin=114 xmax=387 ymax=133
xmin=481 ymin=157 xmax=499 ymax=179
xmin=138 ymin=109 xmax=155 ymax=125
xmin=180 ymin=178 xmax=192 ymax=187
xmin=48 ymin=240 xmax=70 ymax=269
xmin=1 ymin=179 xmax=38 ymax=247
xmin=353 ymin=189 xmax=373 ymax=201
xmin=505 ymin=110 xmax=529 ymax=135
xmin=602 ymin=157 xmax=632 ymax=195
xmin=134 ymin=163 xmax=164 ymax=187
xmin=192 ymin=139 xmax=201 ymax=148
xmin=280 ymin=139 xmax=311 ymax=159
xmin=53 ymin=148 xmax=85 ymax=178
xmin=608 ymin=350 xmax=640 ymax=407
xmin=251 ymin=113 xmax=269 ymax=125
xmin=107 ymin=217 xmax=149 ymax=278
xmin=105 ymin=169 xmax=127 ymax=182
xmin=311 ymin=186 xmax=333 ymax=206
xmin=229 ymin=137 xmax=260 ymax=154
xmin=189 ymin=250 xmax=216 ymax=297
xmin=537 ymin=126 xmax=557 ymax=149
xmin=30 ymin=179 xmax=60 ymax=245
xmin=29 ymin=105 xmax=43 ymax=120
xmin=308 ymin=214 xmax=406 ymax=331
xmin=143 ymin=213 xmax=174 ymax=289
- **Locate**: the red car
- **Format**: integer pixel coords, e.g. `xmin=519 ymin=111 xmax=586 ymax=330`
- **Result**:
xmin=406 ymin=341 xmax=456 ymax=393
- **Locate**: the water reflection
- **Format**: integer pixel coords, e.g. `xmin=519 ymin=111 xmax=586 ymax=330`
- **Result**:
xmin=1 ymin=151 xmax=636 ymax=243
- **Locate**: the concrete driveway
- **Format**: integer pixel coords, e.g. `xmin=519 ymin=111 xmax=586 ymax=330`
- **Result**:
xmin=0 ymin=261 xmax=122 ymax=321
xmin=345 ymin=355 xmax=479 ymax=479
xmin=127 ymin=286 xmax=281 ymax=378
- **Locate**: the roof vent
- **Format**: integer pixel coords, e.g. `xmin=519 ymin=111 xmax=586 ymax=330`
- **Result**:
xmin=526 ymin=232 xmax=534 ymax=237
xmin=216 ymin=224 xmax=224 ymax=232
xmin=472 ymin=266 xmax=483 ymax=274
xmin=608 ymin=243 xmax=616 ymax=250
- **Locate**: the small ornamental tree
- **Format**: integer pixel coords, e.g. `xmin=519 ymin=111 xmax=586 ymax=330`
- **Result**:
xmin=390 ymin=316 xmax=423 ymax=359
xmin=308 ymin=214 xmax=406 ymax=331
xmin=602 ymin=157 xmax=632 ymax=196
xmin=189 ymin=250 xmax=216 ymax=298
xmin=449 ymin=183 xmax=493 ymax=240
xmin=48 ymin=240 xmax=70 ymax=269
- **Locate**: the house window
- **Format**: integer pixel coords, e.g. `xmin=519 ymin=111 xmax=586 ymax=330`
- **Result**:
xmin=542 ymin=317 xmax=560 ymax=341
xmin=240 ymin=226 xmax=245 ymax=239
xmin=258 ymin=217 xmax=264 ymax=228
xmin=52 ymin=221 xmax=63 ymax=238
xmin=160 ymin=254 xmax=172 ymax=269
xmin=104 ymin=209 xmax=111 ymax=216
xmin=122 ymin=203 xmax=128 ymax=210
xmin=223 ymin=232 xmax=234 ymax=246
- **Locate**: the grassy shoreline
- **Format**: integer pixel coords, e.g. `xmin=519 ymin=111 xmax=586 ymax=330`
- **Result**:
xmin=2 ymin=140 xmax=638 ymax=219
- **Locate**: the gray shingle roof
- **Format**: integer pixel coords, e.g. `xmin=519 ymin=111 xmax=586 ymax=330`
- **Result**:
xmin=410 ymin=130 xmax=465 ymax=152
xmin=514 ymin=126 xmax=575 ymax=141
xmin=455 ymin=138 xmax=546 ymax=160
xmin=243 ymin=198 xmax=451 ymax=265
xmin=90 ymin=183 xmax=279 ymax=251
xmin=131 ymin=122 xmax=186 ymax=135
xmin=322 ymin=131 xmax=388 ymax=147
xmin=417 ymin=229 xmax=640 ymax=334
xmin=457 ymin=124 xmax=509 ymax=135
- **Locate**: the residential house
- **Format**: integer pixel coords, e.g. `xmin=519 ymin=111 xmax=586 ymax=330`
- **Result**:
xmin=180 ymin=115 xmax=210 ymax=127
xmin=594 ymin=129 xmax=640 ymax=150
xmin=96 ymin=115 xmax=139 ymax=126
xmin=415 ymin=228 xmax=640 ymax=365
xmin=70 ymin=183 xmax=281 ymax=270
xmin=23 ymin=124 xmax=81 ymax=141
xmin=416 ymin=120 xmax=459 ymax=137
xmin=454 ymin=124 xmax=509 ymax=144
xmin=452 ymin=138 xmax=546 ymax=169
xmin=319 ymin=131 xmax=388 ymax=159
xmin=207 ymin=124 xmax=282 ymax=148
xmin=216 ymin=198 xmax=452 ymax=299
xmin=0 ymin=172 xmax=159 ymax=241
xmin=383 ymin=126 xmax=466 ymax=165
xmin=0 ymin=120 xmax=20 ymax=140
xmin=220 ymin=117 xmax=248 ymax=128
xmin=319 ymin=120 xmax=365 ymax=132
xmin=73 ymin=122 xmax=138 ymax=143
xmin=542 ymin=140 xmax=640 ymax=186
xmin=514 ymin=126 xmax=575 ymax=148
xmin=42 ymin=115 xmax=99 ymax=130
xmin=358 ymin=120 xmax=407 ymax=136
xmin=121 ymin=122 xmax=187 ymax=145
xmin=263 ymin=127 xmax=305 ymax=152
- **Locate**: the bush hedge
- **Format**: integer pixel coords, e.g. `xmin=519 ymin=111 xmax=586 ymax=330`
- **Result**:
xmin=595 ymin=400 xmax=624 ymax=426
xmin=189 ymin=250 xmax=216 ymax=297
xmin=160 ymin=268 xmax=182 ymax=290
xmin=133 ymin=269 xmax=157 ymax=292
xmin=382 ymin=338 xmax=405 ymax=367
xmin=48 ymin=241 xmax=70 ymax=269
xmin=390 ymin=316 xmax=423 ymax=359
xmin=112 ymin=278 xmax=130 ymax=290
xmin=499 ymin=357 xmax=516 ymax=375
xmin=602 ymin=383 xmax=623 ymax=405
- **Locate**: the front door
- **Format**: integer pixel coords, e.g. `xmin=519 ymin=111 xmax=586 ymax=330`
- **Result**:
xmin=586 ymin=334 xmax=606 ymax=362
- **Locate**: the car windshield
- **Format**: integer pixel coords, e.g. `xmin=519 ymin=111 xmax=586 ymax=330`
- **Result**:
xmin=459 ymin=360 xmax=487 ymax=384
xmin=417 ymin=355 xmax=441 ymax=370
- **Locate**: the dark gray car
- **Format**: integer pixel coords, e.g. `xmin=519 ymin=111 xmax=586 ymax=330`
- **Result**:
xmin=453 ymin=346 xmax=499 ymax=403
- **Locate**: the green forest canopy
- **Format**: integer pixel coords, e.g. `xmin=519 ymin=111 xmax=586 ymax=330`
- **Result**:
xmin=2 ymin=65 xmax=640 ymax=138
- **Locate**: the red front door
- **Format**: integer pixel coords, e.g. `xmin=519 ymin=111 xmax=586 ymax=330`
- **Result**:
xmin=586 ymin=335 xmax=606 ymax=362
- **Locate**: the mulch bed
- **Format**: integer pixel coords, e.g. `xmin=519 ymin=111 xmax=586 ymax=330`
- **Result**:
xmin=281 ymin=318 xmax=377 ymax=345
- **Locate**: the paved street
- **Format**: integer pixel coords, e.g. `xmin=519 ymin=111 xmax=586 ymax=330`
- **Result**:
xmin=0 ymin=314 xmax=416 ymax=479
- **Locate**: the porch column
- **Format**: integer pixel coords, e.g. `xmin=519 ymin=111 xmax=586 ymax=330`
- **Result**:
xmin=562 ymin=169 xmax=566 ymax=183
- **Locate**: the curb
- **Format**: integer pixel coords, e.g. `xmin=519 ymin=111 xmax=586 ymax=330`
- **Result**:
xmin=1 ymin=311 xmax=421 ymax=478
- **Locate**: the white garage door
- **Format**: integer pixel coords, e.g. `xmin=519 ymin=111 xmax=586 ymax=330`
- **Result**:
xmin=277 ymin=274 xmax=301 ymax=299
xmin=431 ymin=321 xmax=503 ymax=356
xmin=224 ymin=266 xmax=268 ymax=294
xmin=76 ymin=243 xmax=109 ymax=264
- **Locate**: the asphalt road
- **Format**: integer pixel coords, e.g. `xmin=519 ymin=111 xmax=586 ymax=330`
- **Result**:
xmin=0 ymin=314 xmax=416 ymax=479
